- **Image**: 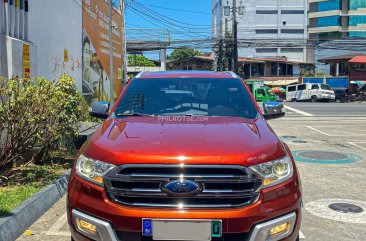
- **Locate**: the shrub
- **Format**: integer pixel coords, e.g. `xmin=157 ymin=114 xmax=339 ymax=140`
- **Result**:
xmin=0 ymin=74 xmax=89 ymax=170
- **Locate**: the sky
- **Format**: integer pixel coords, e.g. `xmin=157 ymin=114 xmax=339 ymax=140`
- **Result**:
xmin=125 ymin=0 xmax=212 ymax=59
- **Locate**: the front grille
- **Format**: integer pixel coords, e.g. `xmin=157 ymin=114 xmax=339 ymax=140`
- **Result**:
xmin=104 ymin=165 xmax=262 ymax=208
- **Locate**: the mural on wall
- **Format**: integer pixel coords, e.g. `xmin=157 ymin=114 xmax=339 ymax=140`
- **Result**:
xmin=82 ymin=0 xmax=123 ymax=103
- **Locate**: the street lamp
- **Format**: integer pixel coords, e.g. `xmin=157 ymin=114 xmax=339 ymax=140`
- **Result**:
xmin=224 ymin=1 xmax=230 ymax=16
xmin=224 ymin=1 xmax=244 ymax=16
xmin=222 ymin=0 xmax=244 ymax=74
xmin=238 ymin=1 xmax=245 ymax=16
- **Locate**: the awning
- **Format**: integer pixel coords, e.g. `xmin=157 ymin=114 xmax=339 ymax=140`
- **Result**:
xmin=263 ymin=79 xmax=299 ymax=86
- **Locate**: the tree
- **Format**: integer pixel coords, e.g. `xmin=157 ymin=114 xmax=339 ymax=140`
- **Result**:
xmin=128 ymin=55 xmax=155 ymax=67
xmin=167 ymin=47 xmax=201 ymax=61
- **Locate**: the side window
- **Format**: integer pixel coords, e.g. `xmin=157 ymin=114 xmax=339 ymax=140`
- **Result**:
xmin=312 ymin=84 xmax=319 ymax=90
xmin=298 ymin=84 xmax=306 ymax=91
xmin=288 ymin=86 xmax=296 ymax=92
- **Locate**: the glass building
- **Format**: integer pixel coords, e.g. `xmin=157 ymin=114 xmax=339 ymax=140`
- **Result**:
xmin=309 ymin=0 xmax=366 ymax=39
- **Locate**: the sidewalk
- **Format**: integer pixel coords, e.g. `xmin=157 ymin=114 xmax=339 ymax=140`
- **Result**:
xmin=16 ymin=196 xmax=69 ymax=241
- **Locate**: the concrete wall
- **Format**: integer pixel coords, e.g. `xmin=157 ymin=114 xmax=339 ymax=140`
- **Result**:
xmin=28 ymin=0 xmax=82 ymax=91
xmin=0 ymin=33 xmax=37 ymax=78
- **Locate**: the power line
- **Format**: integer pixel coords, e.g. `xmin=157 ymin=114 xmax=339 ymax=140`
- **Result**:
xmin=142 ymin=3 xmax=211 ymax=15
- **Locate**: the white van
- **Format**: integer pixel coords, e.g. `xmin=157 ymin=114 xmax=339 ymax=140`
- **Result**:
xmin=286 ymin=83 xmax=335 ymax=102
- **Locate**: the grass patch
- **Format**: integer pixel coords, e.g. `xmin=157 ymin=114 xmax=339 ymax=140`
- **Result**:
xmin=0 ymin=165 xmax=69 ymax=216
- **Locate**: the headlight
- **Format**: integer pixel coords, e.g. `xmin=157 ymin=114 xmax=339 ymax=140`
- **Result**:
xmin=250 ymin=156 xmax=293 ymax=188
xmin=76 ymin=155 xmax=116 ymax=186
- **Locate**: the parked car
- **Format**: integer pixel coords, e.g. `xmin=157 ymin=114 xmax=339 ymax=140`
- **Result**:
xmin=286 ymin=83 xmax=335 ymax=102
xmin=68 ymin=71 xmax=302 ymax=241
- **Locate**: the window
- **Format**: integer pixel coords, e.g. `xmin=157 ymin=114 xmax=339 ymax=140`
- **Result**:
xmin=317 ymin=16 xmax=340 ymax=27
xmin=349 ymin=15 xmax=366 ymax=26
xmin=298 ymin=84 xmax=306 ymax=91
xmin=318 ymin=31 xmax=342 ymax=40
xmin=281 ymin=48 xmax=304 ymax=53
xmin=318 ymin=0 xmax=341 ymax=12
xmin=256 ymin=48 xmax=278 ymax=53
xmin=320 ymin=84 xmax=332 ymax=90
xmin=281 ymin=10 xmax=304 ymax=14
xmin=258 ymin=89 xmax=265 ymax=96
xmin=256 ymin=29 xmax=278 ymax=34
xmin=256 ymin=10 xmax=278 ymax=14
xmin=115 ymin=78 xmax=258 ymax=119
xmin=288 ymin=86 xmax=296 ymax=92
xmin=281 ymin=29 xmax=304 ymax=34
xmin=350 ymin=0 xmax=366 ymax=10
xmin=349 ymin=31 xmax=366 ymax=38
xmin=312 ymin=85 xmax=319 ymax=90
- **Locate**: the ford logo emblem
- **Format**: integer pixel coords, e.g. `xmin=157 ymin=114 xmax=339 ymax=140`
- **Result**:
xmin=163 ymin=180 xmax=201 ymax=196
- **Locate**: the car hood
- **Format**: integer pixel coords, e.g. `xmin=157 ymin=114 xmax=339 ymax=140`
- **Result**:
xmin=83 ymin=117 xmax=286 ymax=166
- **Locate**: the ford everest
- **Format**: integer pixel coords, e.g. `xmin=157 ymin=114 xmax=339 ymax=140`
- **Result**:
xmin=68 ymin=71 xmax=302 ymax=241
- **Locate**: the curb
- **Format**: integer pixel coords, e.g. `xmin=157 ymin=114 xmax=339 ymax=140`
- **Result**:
xmin=0 ymin=170 xmax=71 ymax=241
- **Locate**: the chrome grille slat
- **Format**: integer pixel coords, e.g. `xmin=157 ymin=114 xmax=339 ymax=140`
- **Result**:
xmin=104 ymin=164 xmax=262 ymax=208
xmin=108 ymin=176 xmax=257 ymax=183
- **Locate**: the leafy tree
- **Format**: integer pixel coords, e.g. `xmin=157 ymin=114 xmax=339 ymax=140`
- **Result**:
xmin=0 ymin=74 xmax=89 ymax=168
xmin=128 ymin=55 xmax=155 ymax=67
xmin=167 ymin=47 xmax=202 ymax=61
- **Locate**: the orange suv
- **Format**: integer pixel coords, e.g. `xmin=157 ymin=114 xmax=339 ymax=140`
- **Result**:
xmin=67 ymin=71 xmax=302 ymax=241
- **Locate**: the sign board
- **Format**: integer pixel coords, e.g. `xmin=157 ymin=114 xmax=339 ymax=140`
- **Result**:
xmin=23 ymin=60 xmax=30 ymax=78
xmin=23 ymin=43 xmax=30 ymax=61
xmin=64 ymin=49 xmax=69 ymax=62
xmin=82 ymin=0 xmax=123 ymax=103
xmin=23 ymin=43 xmax=30 ymax=77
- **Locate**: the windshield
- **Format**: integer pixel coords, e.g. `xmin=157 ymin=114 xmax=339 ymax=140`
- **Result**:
xmin=114 ymin=78 xmax=258 ymax=119
xmin=320 ymin=84 xmax=332 ymax=91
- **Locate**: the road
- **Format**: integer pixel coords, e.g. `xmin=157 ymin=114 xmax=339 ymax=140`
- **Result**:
xmin=284 ymin=102 xmax=366 ymax=117
xmin=17 ymin=103 xmax=366 ymax=241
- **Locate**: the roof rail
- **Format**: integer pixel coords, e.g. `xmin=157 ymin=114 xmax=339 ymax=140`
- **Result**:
xmin=224 ymin=71 xmax=238 ymax=78
xmin=135 ymin=72 xmax=145 ymax=78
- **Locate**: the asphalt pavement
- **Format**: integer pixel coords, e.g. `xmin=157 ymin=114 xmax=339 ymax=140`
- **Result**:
xmin=16 ymin=102 xmax=366 ymax=241
xmin=283 ymin=102 xmax=366 ymax=117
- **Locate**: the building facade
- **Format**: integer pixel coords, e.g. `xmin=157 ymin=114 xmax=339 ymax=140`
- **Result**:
xmin=212 ymin=0 xmax=311 ymax=63
xmin=1 ymin=0 xmax=124 ymax=104
xmin=309 ymin=0 xmax=366 ymax=39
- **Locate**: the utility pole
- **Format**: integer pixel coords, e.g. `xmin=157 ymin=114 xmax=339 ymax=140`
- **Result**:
xmin=232 ymin=0 xmax=238 ymax=74
xmin=218 ymin=20 xmax=224 ymax=71
xmin=120 ymin=0 xmax=128 ymax=89
xmin=225 ymin=18 xmax=229 ymax=71
xmin=109 ymin=0 xmax=114 ymax=107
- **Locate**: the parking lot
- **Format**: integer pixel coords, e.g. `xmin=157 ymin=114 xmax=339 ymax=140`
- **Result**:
xmin=17 ymin=103 xmax=366 ymax=241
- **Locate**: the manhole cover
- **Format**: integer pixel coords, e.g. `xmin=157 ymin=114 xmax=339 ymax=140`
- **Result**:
xmin=329 ymin=203 xmax=364 ymax=214
xmin=305 ymin=199 xmax=366 ymax=224
xmin=299 ymin=151 xmax=348 ymax=160
xmin=292 ymin=150 xmax=363 ymax=164
xmin=293 ymin=140 xmax=307 ymax=144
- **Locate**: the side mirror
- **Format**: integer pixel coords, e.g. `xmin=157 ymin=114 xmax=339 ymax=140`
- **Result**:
xmin=89 ymin=102 xmax=110 ymax=119
xmin=263 ymin=102 xmax=285 ymax=120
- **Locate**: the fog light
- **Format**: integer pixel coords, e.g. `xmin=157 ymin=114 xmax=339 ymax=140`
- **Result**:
xmin=269 ymin=222 xmax=291 ymax=236
xmin=76 ymin=218 xmax=97 ymax=236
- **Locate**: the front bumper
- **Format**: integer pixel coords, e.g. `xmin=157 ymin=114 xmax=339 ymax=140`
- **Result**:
xmin=68 ymin=159 xmax=302 ymax=241
xmin=71 ymin=209 xmax=300 ymax=241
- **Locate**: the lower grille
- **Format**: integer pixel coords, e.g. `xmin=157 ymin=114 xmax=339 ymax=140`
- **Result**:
xmin=104 ymin=165 xmax=262 ymax=208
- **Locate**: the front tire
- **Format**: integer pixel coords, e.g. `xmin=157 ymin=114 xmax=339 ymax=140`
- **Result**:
xmin=311 ymin=96 xmax=318 ymax=103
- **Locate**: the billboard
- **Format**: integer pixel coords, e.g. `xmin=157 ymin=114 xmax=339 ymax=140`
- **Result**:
xmin=82 ymin=0 xmax=123 ymax=103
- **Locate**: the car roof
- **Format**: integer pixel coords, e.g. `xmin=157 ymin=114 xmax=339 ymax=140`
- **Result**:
xmin=135 ymin=71 xmax=239 ymax=79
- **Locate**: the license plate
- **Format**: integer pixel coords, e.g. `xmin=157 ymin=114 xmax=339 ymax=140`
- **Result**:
xmin=142 ymin=219 xmax=222 ymax=241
